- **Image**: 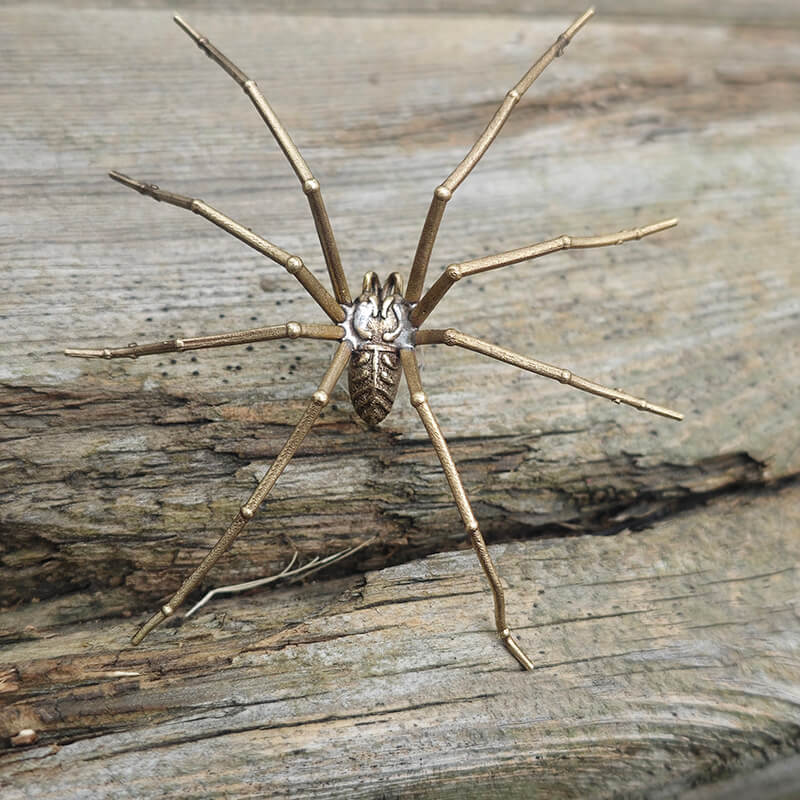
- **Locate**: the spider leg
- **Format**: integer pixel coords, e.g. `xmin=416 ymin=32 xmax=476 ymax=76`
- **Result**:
xmin=109 ymin=171 xmax=344 ymax=323
xmin=411 ymin=217 xmax=677 ymax=326
xmin=173 ymin=15 xmax=351 ymax=305
xmin=405 ymin=7 xmax=595 ymax=303
xmin=130 ymin=341 xmax=351 ymax=645
xmin=416 ymin=328 xmax=683 ymax=421
xmin=65 ymin=321 xmax=343 ymax=360
xmin=400 ymin=349 xmax=534 ymax=670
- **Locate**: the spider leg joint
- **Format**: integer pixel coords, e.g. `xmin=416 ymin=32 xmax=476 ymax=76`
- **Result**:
xmin=285 ymin=256 xmax=303 ymax=275
xmin=434 ymin=185 xmax=452 ymax=202
xmin=445 ymin=264 xmax=463 ymax=283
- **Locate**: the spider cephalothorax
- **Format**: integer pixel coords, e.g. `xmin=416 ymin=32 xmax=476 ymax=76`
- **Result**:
xmin=343 ymin=272 xmax=415 ymax=425
xmin=66 ymin=9 xmax=683 ymax=670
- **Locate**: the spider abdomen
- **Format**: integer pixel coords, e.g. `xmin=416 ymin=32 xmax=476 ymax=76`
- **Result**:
xmin=348 ymin=346 xmax=401 ymax=425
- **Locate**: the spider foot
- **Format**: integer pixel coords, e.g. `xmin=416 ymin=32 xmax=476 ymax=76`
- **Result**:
xmin=130 ymin=607 xmax=170 ymax=645
xmin=501 ymin=627 xmax=534 ymax=670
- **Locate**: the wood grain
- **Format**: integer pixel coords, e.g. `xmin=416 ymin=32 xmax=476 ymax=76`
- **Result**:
xmin=2 ymin=486 xmax=799 ymax=798
xmin=2 ymin=5 xmax=798 ymax=605
xmin=1 ymin=3 xmax=798 ymax=797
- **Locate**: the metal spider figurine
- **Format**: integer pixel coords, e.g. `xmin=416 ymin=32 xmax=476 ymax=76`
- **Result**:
xmin=66 ymin=8 xmax=682 ymax=670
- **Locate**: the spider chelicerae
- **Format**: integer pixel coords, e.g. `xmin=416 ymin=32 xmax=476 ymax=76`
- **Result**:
xmin=66 ymin=7 xmax=682 ymax=670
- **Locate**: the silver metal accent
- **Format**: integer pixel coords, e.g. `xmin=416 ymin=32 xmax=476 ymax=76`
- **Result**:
xmin=340 ymin=286 xmax=416 ymax=352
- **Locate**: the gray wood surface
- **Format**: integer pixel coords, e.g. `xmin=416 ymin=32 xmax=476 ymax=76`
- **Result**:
xmin=2 ymin=486 xmax=799 ymax=798
xmin=18 ymin=0 xmax=800 ymax=25
xmin=1 ymin=3 xmax=798 ymax=798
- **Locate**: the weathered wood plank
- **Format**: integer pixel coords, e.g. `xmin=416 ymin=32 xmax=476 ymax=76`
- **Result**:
xmin=1 ymin=485 xmax=798 ymax=798
xmin=15 ymin=1 xmax=800 ymax=26
xmin=2 ymin=6 xmax=798 ymax=610
xmin=1 ymin=5 xmax=799 ymax=795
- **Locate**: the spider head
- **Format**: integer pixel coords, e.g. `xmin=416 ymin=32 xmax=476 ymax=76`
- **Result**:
xmin=343 ymin=272 xmax=414 ymax=350
xmin=356 ymin=271 xmax=403 ymax=321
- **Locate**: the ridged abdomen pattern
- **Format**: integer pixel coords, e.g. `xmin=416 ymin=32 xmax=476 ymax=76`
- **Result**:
xmin=348 ymin=346 xmax=401 ymax=425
